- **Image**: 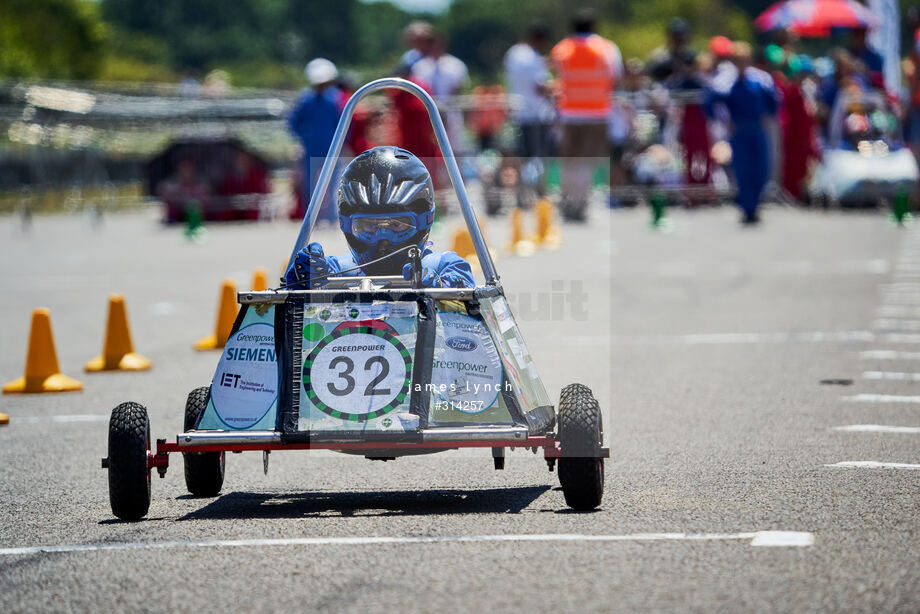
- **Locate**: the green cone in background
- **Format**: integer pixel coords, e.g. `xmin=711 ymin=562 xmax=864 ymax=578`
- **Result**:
xmin=650 ymin=191 xmax=667 ymax=229
xmin=891 ymin=189 xmax=912 ymax=227
xmin=185 ymin=200 xmax=204 ymax=240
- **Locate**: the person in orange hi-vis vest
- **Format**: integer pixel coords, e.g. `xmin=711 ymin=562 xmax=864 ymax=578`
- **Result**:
xmin=550 ymin=8 xmax=622 ymax=221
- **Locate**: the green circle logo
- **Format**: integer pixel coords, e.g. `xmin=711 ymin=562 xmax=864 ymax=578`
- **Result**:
xmin=302 ymin=326 xmax=412 ymax=422
xmin=303 ymin=322 xmax=325 ymax=342
xmin=349 ymin=308 xmax=359 ymax=319
xmin=319 ymin=309 xmax=331 ymax=321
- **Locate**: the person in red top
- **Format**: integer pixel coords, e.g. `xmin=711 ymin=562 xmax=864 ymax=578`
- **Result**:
xmin=390 ymin=67 xmax=442 ymax=188
xmin=219 ymin=150 xmax=269 ymax=220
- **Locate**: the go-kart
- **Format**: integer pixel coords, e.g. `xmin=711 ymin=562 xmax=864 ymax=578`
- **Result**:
xmin=101 ymin=78 xmax=608 ymax=520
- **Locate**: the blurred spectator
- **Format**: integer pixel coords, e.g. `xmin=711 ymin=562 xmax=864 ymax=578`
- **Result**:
xmin=287 ymin=58 xmax=345 ymax=222
xmin=178 ymin=72 xmax=201 ymax=99
xmin=550 ymin=8 xmax=622 ymax=221
xmin=847 ymin=26 xmax=884 ymax=86
xmin=906 ymin=26 xmax=920 ymax=161
xmin=397 ymin=21 xmax=435 ymax=74
xmin=412 ymin=34 xmax=470 ymax=153
xmin=504 ymin=23 xmax=554 ymax=161
xmin=219 ymin=151 xmax=268 ymax=195
xmin=649 ymin=20 xmax=710 ymax=194
xmin=158 ymin=157 xmax=210 ymax=223
xmin=390 ymin=66 xmax=441 ymax=185
xmin=647 ymin=18 xmax=696 ymax=84
xmin=469 ymin=84 xmax=508 ymax=151
xmin=704 ymin=42 xmax=778 ymax=225
xmin=766 ymin=46 xmax=819 ymax=200
xmin=202 ymin=69 xmax=231 ymax=98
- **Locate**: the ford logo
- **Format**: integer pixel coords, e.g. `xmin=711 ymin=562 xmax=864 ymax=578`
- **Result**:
xmin=446 ymin=336 xmax=477 ymax=352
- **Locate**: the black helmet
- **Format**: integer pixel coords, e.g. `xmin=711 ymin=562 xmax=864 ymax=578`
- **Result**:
xmin=337 ymin=146 xmax=436 ymax=273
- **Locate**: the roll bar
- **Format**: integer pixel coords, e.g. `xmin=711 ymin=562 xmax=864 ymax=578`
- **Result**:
xmin=286 ymin=78 xmax=499 ymax=286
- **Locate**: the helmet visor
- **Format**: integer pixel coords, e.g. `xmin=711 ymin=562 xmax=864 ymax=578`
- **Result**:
xmin=349 ymin=214 xmax=418 ymax=244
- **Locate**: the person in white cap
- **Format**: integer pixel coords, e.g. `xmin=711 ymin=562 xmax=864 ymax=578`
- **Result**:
xmin=287 ymin=58 xmax=345 ymax=222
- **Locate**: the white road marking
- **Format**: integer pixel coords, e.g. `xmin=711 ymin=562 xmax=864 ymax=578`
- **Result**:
xmin=825 ymin=461 xmax=920 ymax=469
xmin=842 ymin=393 xmax=920 ymax=403
xmin=876 ymin=306 xmax=920 ymax=317
xmin=0 ymin=531 xmax=815 ymax=556
xmin=862 ymin=371 xmax=920 ymax=381
xmin=873 ymin=319 xmax=920 ymax=331
xmin=832 ymin=424 xmax=920 ymax=434
xmin=613 ymin=331 xmax=874 ymax=345
xmin=878 ymin=333 xmax=920 ymax=343
xmin=16 ymin=414 xmax=110 ymax=424
xmin=859 ymin=350 xmax=920 ymax=360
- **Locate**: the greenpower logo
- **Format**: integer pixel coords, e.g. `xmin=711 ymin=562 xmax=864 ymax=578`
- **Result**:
xmin=349 ymin=308 xmax=359 ymax=319
xmin=319 ymin=309 xmax=331 ymax=321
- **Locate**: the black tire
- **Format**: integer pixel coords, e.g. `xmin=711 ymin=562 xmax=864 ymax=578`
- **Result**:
xmin=183 ymin=386 xmax=225 ymax=496
xmin=557 ymin=383 xmax=605 ymax=511
xmin=108 ymin=402 xmax=151 ymax=520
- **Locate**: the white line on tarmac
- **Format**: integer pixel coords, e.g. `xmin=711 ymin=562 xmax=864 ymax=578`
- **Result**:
xmin=832 ymin=425 xmax=920 ymax=433
xmin=842 ymin=393 xmax=920 ymax=403
xmin=0 ymin=531 xmax=815 ymax=556
xmin=878 ymin=333 xmax=920 ymax=343
xmin=825 ymin=461 xmax=920 ymax=469
xmin=859 ymin=350 xmax=920 ymax=360
xmin=15 ymin=414 xmax=109 ymax=424
xmin=876 ymin=306 xmax=920 ymax=317
xmin=612 ymin=331 xmax=874 ymax=345
xmin=873 ymin=319 xmax=920 ymax=331
xmin=862 ymin=371 xmax=920 ymax=381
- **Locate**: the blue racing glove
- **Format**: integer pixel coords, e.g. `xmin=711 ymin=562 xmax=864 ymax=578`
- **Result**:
xmin=402 ymin=262 xmax=439 ymax=288
xmin=284 ymin=242 xmax=331 ymax=289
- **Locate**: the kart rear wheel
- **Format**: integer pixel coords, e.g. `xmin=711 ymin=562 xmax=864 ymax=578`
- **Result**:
xmin=557 ymin=383 xmax=604 ymax=511
xmin=183 ymin=386 xmax=225 ymax=496
xmin=107 ymin=402 xmax=151 ymax=521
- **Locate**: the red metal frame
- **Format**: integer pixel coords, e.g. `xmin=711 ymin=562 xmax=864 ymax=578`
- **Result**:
xmin=156 ymin=435 xmax=556 ymax=455
xmin=147 ymin=436 xmax=562 ymax=472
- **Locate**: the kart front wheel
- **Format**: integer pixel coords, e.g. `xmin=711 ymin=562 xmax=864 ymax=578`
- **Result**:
xmin=183 ymin=386 xmax=225 ymax=496
xmin=557 ymin=383 xmax=604 ymax=511
xmin=107 ymin=402 xmax=151 ymax=520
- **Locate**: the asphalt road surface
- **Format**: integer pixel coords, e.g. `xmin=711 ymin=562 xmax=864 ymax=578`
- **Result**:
xmin=0 ymin=204 xmax=917 ymax=613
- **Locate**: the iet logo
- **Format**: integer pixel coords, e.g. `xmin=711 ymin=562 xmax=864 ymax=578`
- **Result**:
xmin=221 ymin=373 xmax=241 ymax=388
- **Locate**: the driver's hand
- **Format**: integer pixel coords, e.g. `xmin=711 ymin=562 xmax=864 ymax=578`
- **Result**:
xmin=285 ymin=242 xmax=330 ymax=289
xmin=402 ymin=262 xmax=438 ymax=288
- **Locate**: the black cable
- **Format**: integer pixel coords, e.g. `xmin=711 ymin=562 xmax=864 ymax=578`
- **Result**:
xmin=273 ymin=244 xmax=417 ymax=290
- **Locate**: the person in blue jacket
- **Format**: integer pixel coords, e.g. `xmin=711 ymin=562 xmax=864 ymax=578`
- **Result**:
xmin=705 ymin=43 xmax=778 ymax=225
xmin=284 ymin=146 xmax=475 ymax=289
xmin=288 ymin=58 xmax=344 ymax=223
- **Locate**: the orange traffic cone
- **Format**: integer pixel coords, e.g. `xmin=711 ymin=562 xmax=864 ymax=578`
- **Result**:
xmin=533 ymin=197 xmax=562 ymax=249
xmin=508 ymin=208 xmax=535 ymax=256
xmin=3 ymin=308 xmax=83 ymax=394
xmin=251 ymin=267 xmax=269 ymax=291
xmin=451 ymin=227 xmax=476 ymax=260
xmin=0 ymin=413 xmax=8 ymax=425
xmin=194 ymin=279 xmax=239 ymax=350
xmin=85 ymin=294 xmax=152 ymax=372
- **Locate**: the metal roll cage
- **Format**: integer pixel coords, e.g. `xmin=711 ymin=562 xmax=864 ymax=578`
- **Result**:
xmin=286 ymin=78 xmax=499 ymax=286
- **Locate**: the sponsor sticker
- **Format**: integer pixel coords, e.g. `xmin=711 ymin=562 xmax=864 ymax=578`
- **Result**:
xmin=210 ymin=323 xmax=278 ymax=428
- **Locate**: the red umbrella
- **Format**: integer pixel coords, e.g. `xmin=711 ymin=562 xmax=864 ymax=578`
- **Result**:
xmin=755 ymin=0 xmax=880 ymax=37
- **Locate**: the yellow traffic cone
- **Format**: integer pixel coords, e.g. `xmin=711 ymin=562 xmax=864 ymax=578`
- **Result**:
xmin=194 ymin=279 xmax=239 ymax=350
xmin=508 ymin=208 xmax=535 ymax=257
xmin=533 ymin=197 xmax=562 ymax=249
xmin=251 ymin=267 xmax=269 ymax=292
xmin=85 ymin=294 xmax=152 ymax=372
xmin=451 ymin=227 xmax=476 ymax=260
xmin=3 ymin=308 xmax=83 ymax=394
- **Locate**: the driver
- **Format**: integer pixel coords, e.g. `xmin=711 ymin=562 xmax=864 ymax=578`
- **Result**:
xmin=284 ymin=146 xmax=475 ymax=289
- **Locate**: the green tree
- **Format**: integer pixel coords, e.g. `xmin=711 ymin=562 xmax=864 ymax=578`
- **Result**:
xmin=0 ymin=0 xmax=106 ymax=79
